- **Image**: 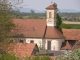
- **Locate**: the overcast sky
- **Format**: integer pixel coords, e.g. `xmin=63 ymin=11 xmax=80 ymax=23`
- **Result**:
xmin=20 ymin=0 xmax=80 ymax=11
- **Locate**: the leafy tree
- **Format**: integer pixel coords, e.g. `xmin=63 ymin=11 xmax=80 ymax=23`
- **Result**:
xmin=0 ymin=0 xmax=23 ymax=42
xmin=0 ymin=0 xmax=23 ymax=53
xmin=56 ymin=13 xmax=62 ymax=32
xmin=0 ymin=0 xmax=14 ymax=42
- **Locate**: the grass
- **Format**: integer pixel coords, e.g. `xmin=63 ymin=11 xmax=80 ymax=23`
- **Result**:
xmin=61 ymin=23 xmax=80 ymax=29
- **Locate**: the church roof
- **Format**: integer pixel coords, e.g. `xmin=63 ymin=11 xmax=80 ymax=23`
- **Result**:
xmin=45 ymin=27 xmax=65 ymax=39
xmin=62 ymin=29 xmax=80 ymax=40
xmin=46 ymin=3 xmax=57 ymax=10
xmin=12 ymin=19 xmax=64 ymax=39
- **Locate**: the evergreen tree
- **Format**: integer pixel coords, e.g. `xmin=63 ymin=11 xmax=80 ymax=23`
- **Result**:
xmin=56 ymin=13 xmax=62 ymax=32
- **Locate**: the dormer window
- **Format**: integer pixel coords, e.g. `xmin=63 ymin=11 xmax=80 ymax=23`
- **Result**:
xmin=49 ymin=12 xmax=51 ymax=18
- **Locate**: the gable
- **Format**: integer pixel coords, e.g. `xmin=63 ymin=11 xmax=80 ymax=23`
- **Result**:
xmin=61 ymin=41 xmax=72 ymax=50
xmin=13 ymin=43 xmax=38 ymax=57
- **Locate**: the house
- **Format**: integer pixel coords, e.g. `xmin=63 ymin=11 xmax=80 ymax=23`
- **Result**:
xmin=61 ymin=41 xmax=72 ymax=52
xmin=11 ymin=3 xmax=65 ymax=51
xmin=10 ymin=43 xmax=39 ymax=57
xmin=62 ymin=29 xmax=80 ymax=51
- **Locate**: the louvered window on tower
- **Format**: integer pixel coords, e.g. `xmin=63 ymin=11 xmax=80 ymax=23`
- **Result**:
xmin=49 ymin=12 xmax=51 ymax=18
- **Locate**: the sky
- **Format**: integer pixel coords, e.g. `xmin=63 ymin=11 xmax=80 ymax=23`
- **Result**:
xmin=19 ymin=0 xmax=80 ymax=11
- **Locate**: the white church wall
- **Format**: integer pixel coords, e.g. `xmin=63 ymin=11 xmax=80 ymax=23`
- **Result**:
xmin=45 ymin=39 xmax=64 ymax=51
xmin=26 ymin=38 xmax=43 ymax=48
xmin=12 ymin=38 xmax=64 ymax=51
xmin=46 ymin=10 xmax=57 ymax=26
xmin=42 ymin=39 xmax=46 ymax=49
xmin=51 ymin=39 xmax=64 ymax=51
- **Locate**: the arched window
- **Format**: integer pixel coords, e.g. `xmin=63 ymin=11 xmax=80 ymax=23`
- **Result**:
xmin=49 ymin=12 xmax=51 ymax=18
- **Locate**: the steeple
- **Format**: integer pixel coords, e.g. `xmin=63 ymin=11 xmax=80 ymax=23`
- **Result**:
xmin=46 ymin=3 xmax=57 ymax=27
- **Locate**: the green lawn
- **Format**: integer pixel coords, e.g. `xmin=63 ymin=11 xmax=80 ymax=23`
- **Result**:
xmin=61 ymin=23 xmax=80 ymax=29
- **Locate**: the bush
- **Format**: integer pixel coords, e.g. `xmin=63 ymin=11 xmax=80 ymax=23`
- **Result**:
xmin=55 ymin=49 xmax=80 ymax=60
xmin=25 ymin=56 xmax=51 ymax=60
xmin=0 ymin=53 xmax=19 ymax=60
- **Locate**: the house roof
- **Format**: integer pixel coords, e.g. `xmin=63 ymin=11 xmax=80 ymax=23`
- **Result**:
xmin=62 ymin=29 xmax=80 ymax=40
xmin=12 ymin=19 xmax=64 ymax=39
xmin=13 ymin=43 xmax=37 ymax=57
xmin=46 ymin=3 xmax=57 ymax=10
xmin=61 ymin=41 xmax=72 ymax=50
xmin=72 ymin=40 xmax=80 ymax=50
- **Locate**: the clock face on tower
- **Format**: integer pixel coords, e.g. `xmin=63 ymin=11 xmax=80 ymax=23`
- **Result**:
xmin=48 ymin=20 xmax=52 ymax=24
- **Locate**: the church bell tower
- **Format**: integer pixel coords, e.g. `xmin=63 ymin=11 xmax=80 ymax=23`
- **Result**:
xmin=46 ymin=2 xmax=57 ymax=27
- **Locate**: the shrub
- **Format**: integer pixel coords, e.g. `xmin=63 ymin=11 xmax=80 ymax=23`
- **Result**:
xmin=25 ymin=56 xmax=51 ymax=60
xmin=0 ymin=53 xmax=19 ymax=60
xmin=55 ymin=49 xmax=80 ymax=60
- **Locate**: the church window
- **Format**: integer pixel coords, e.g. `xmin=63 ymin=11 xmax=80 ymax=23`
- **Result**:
xmin=49 ymin=12 xmax=51 ymax=18
xmin=30 ymin=40 xmax=34 ymax=43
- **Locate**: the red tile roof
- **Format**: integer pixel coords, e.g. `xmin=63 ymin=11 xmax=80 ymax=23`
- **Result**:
xmin=13 ymin=43 xmax=38 ymax=57
xmin=72 ymin=40 xmax=80 ymax=50
xmin=45 ymin=27 xmax=65 ymax=39
xmin=46 ymin=4 xmax=57 ymax=10
xmin=12 ymin=19 xmax=46 ymax=38
xmin=12 ymin=19 xmax=64 ymax=39
xmin=61 ymin=41 xmax=72 ymax=50
xmin=62 ymin=29 xmax=80 ymax=40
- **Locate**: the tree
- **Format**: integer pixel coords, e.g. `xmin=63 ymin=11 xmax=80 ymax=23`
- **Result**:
xmin=30 ymin=10 xmax=35 ymax=14
xmin=0 ymin=0 xmax=13 ymax=42
xmin=0 ymin=0 xmax=23 ymax=52
xmin=0 ymin=0 xmax=23 ymax=42
xmin=56 ymin=13 xmax=62 ymax=32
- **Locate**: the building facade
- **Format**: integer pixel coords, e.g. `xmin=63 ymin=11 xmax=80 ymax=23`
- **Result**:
xmin=12 ymin=3 xmax=65 ymax=51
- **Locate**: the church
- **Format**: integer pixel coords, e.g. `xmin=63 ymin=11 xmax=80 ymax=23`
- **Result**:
xmin=12 ymin=3 xmax=65 ymax=51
